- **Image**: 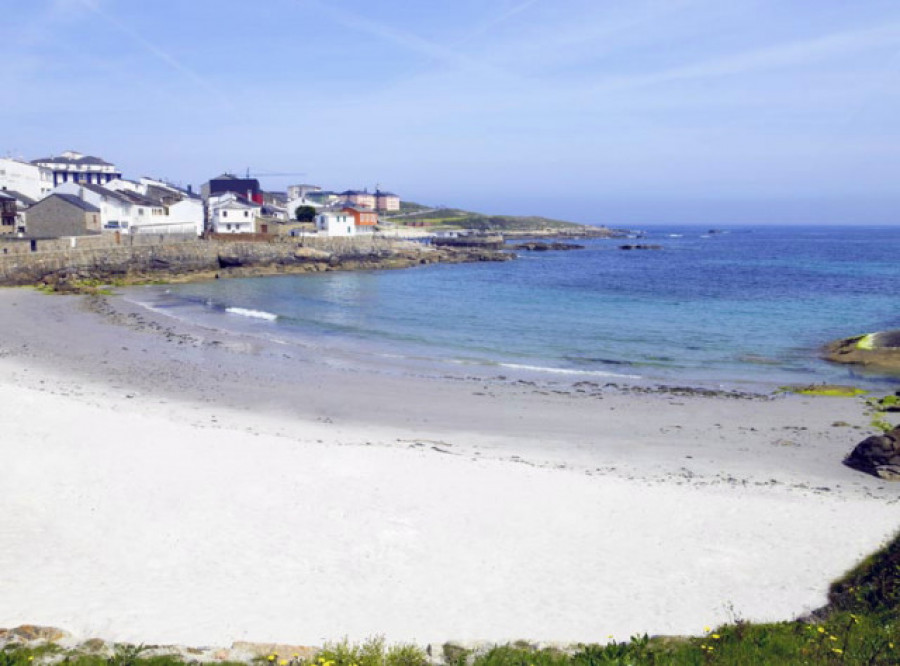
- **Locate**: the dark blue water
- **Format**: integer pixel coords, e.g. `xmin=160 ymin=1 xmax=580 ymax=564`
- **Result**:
xmin=128 ymin=226 xmax=900 ymax=389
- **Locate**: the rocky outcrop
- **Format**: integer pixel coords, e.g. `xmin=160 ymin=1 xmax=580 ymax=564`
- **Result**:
xmin=844 ymin=426 xmax=900 ymax=480
xmin=824 ymin=330 xmax=900 ymax=373
xmin=619 ymin=244 xmax=662 ymax=250
xmin=510 ymin=242 xmax=585 ymax=251
xmin=0 ymin=238 xmax=512 ymax=290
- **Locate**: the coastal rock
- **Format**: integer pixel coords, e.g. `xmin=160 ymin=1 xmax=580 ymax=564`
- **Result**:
xmin=0 ymin=625 xmax=70 ymax=643
xmin=824 ymin=330 xmax=900 ymax=372
xmin=619 ymin=244 xmax=662 ymax=250
xmin=844 ymin=426 xmax=900 ymax=480
xmin=229 ymin=642 xmax=319 ymax=661
xmin=510 ymin=241 xmax=585 ymax=251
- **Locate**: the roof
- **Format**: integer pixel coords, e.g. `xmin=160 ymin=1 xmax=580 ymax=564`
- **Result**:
xmin=340 ymin=190 xmax=373 ymax=196
xmin=0 ymin=191 xmax=14 ymax=200
xmin=342 ymin=204 xmax=377 ymax=213
xmin=31 ymin=154 xmax=115 ymax=167
xmin=2 ymin=190 xmax=37 ymax=206
xmin=375 ymin=190 xmax=398 ymax=197
xmin=49 ymin=193 xmax=101 ymax=213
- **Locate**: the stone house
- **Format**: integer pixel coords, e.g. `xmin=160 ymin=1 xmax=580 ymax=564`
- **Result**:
xmin=24 ymin=193 xmax=101 ymax=238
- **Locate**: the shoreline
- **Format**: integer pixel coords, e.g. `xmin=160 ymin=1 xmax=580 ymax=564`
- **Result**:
xmin=1 ymin=287 xmax=898 ymax=647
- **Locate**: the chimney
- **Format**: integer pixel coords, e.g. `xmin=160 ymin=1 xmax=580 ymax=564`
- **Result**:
xmin=79 ymin=187 xmax=85 ymax=200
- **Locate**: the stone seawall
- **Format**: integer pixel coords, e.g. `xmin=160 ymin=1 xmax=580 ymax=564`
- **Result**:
xmin=0 ymin=236 xmax=511 ymax=288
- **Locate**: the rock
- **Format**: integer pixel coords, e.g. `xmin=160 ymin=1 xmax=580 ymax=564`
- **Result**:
xmin=619 ymin=244 xmax=662 ymax=250
xmin=80 ymin=638 xmax=108 ymax=652
xmin=293 ymin=247 xmax=331 ymax=261
xmin=2 ymin=625 xmax=69 ymax=643
xmin=844 ymin=426 xmax=900 ymax=480
xmin=824 ymin=330 xmax=900 ymax=372
xmin=509 ymin=242 xmax=585 ymax=251
xmin=230 ymin=642 xmax=319 ymax=662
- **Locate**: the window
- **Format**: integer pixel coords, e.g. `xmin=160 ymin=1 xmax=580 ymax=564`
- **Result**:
xmin=244 ymin=211 xmax=248 ymax=217
xmin=222 ymin=210 xmax=228 ymax=217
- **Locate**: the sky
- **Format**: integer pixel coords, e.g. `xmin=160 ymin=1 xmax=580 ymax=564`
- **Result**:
xmin=3 ymin=0 xmax=900 ymax=225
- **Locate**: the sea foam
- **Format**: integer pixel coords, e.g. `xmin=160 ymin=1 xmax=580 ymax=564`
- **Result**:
xmin=225 ymin=307 xmax=278 ymax=321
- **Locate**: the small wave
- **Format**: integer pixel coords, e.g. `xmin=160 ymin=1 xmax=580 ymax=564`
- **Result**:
xmin=225 ymin=307 xmax=278 ymax=321
xmin=499 ymin=362 xmax=640 ymax=379
xmin=667 ymin=234 xmax=683 ymax=238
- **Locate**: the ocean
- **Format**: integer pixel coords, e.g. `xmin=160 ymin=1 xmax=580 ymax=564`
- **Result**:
xmin=125 ymin=225 xmax=900 ymax=391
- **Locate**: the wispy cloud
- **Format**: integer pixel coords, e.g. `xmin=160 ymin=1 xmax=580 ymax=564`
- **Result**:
xmin=588 ymin=20 xmax=900 ymax=94
xmin=301 ymin=0 xmax=520 ymax=83
xmin=75 ymin=0 xmax=233 ymax=109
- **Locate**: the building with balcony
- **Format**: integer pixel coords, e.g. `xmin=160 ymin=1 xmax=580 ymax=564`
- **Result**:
xmin=31 ymin=151 xmax=122 ymax=187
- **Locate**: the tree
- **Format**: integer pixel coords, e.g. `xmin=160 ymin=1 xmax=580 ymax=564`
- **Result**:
xmin=294 ymin=205 xmax=316 ymax=222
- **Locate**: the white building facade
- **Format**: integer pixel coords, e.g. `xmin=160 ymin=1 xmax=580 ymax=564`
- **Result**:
xmin=315 ymin=211 xmax=356 ymax=237
xmin=32 ymin=151 xmax=122 ymax=187
xmin=208 ymin=193 xmax=261 ymax=233
xmin=0 ymin=158 xmax=54 ymax=201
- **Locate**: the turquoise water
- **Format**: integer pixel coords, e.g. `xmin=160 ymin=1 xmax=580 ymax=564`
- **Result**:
xmin=129 ymin=226 xmax=900 ymax=390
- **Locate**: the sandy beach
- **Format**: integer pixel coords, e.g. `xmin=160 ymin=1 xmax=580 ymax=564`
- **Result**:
xmin=0 ymin=287 xmax=897 ymax=649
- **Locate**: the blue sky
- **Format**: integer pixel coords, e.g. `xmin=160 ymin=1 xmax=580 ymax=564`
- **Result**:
xmin=4 ymin=0 xmax=900 ymax=224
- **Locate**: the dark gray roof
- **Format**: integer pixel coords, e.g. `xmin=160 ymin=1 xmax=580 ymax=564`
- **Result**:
xmin=0 ymin=191 xmax=14 ymax=200
xmin=51 ymin=193 xmax=101 ymax=213
xmin=2 ymin=190 xmax=37 ymax=206
xmin=76 ymin=181 xmax=132 ymax=203
xmin=340 ymin=190 xmax=373 ymax=196
xmin=31 ymin=154 xmax=115 ymax=167
xmin=375 ymin=190 xmax=398 ymax=197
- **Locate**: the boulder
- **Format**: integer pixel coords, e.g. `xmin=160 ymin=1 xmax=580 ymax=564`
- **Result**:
xmin=824 ymin=330 xmax=900 ymax=372
xmin=844 ymin=426 xmax=900 ymax=480
xmin=0 ymin=625 xmax=70 ymax=643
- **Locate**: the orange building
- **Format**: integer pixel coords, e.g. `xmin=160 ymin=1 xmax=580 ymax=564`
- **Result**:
xmin=342 ymin=205 xmax=378 ymax=230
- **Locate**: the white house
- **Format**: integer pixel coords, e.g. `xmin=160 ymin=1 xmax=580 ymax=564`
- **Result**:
xmin=208 ymin=192 xmax=261 ymax=233
xmin=54 ymin=182 xmax=133 ymax=231
xmin=165 ymin=199 xmax=204 ymax=236
xmin=54 ymin=182 xmax=179 ymax=234
xmin=315 ymin=210 xmax=356 ymax=237
xmin=0 ymin=157 xmax=54 ymax=201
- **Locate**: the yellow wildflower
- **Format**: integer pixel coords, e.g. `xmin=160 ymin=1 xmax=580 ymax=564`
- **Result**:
xmin=268 ymin=657 xmax=276 ymax=663
xmin=703 ymin=626 xmax=711 ymax=633
xmin=711 ymin=634 xmax=720 ymax=640
xmin=817 ymin=627 xmax=825 ymax=633
xmin=280 ymin=660 xmax=288 ymax=665
xmin=832 ymin=648 xmax=843 ymax=655
xmin=829 ymin=636 xmax=838 ymax=642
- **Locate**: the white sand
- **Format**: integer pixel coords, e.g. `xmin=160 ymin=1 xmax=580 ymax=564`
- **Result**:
xmin=0 ymin=289 xmax=897 ymax=647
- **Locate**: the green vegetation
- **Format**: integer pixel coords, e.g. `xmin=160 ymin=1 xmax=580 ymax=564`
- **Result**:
xmin=778 ymin=384 xmax=869 ymax=397
xmin=857 ymin=334 xmax=876 ymax=350
xmin=386 ymin=203 xmax=597 ymax=232
xmin=4 ymin=531 xmax=899 ymax=665
xmin=294 ymin=206 xmax=317 ymax=222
